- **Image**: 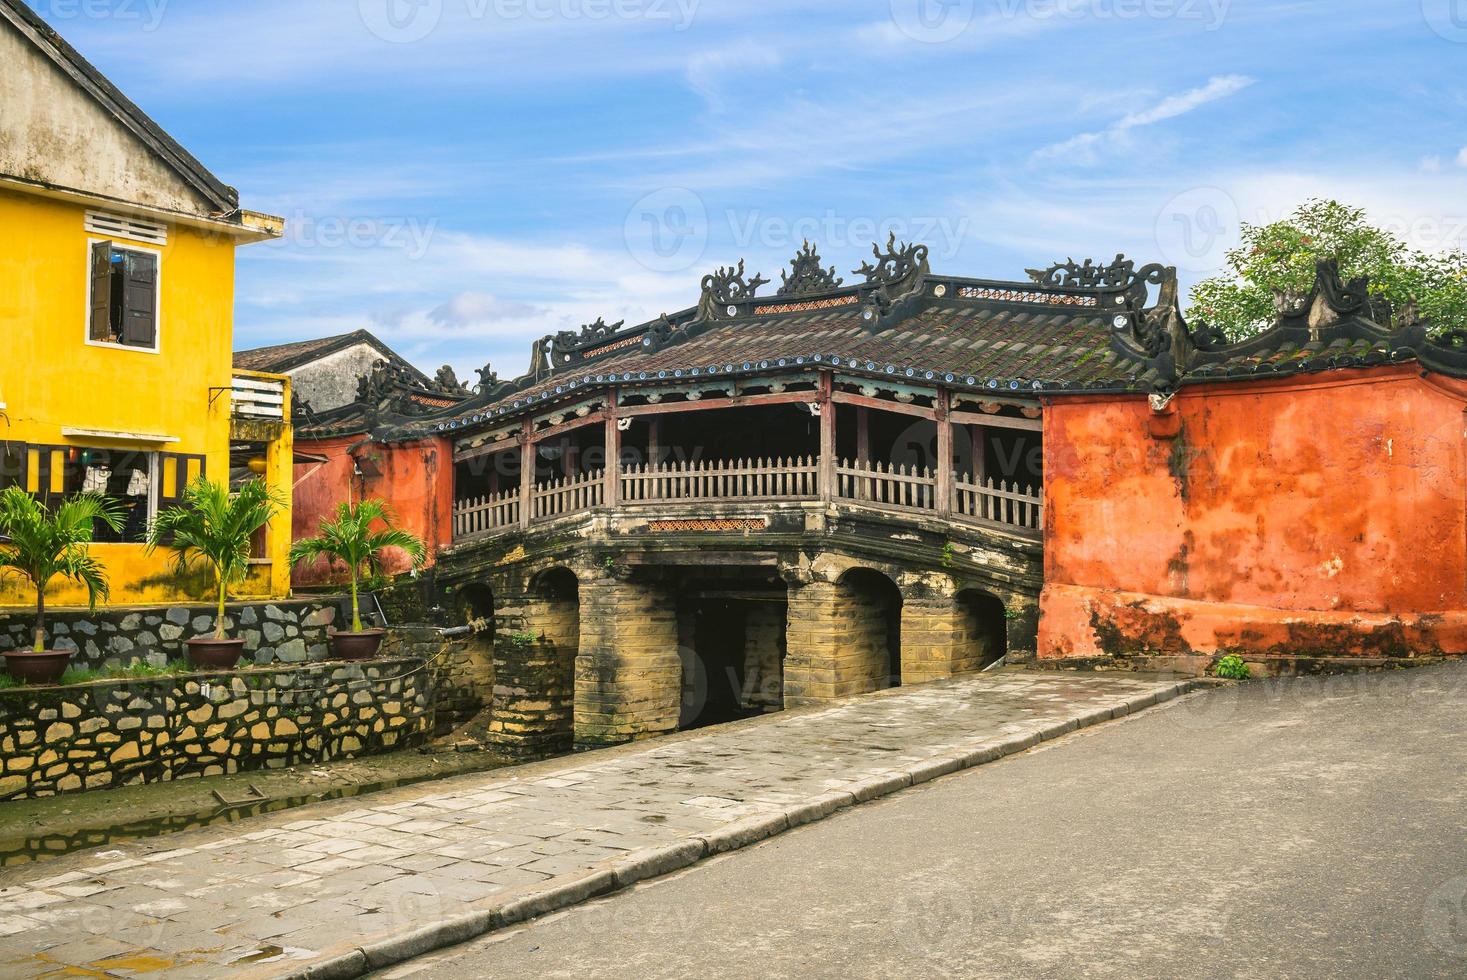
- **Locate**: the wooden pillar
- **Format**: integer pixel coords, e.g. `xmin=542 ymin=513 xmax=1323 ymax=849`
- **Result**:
xmin=971 ymin=425 xmax=987 ymax=483
xmin=648 ymin=417 xmax=662 ymax=469
xmin=519 ymin=427 xmax=535 ymax=530
xmin=604 ymin=388 xmax=620 ymax=507
xmin=936 ymin=389 xmax=953 ymax=516
xmin=855 ymin=406 xmax=870 ymax=501
xmin=819 ymin=371 xmax=836 ymax=503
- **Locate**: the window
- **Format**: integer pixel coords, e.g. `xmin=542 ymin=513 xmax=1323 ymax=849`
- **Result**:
xmin=70 ymin=450 xmax=158 ymax=544
xmin=88 ymin=241 xmax=159 ymax=350
xmin=0 ymin=445 xmax=23 ymax=492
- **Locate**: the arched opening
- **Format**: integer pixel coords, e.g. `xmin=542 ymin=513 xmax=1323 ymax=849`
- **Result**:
xmin=456 ymin=582 xmax=496 ymax=632
xmin=529 ymin=567 xmax=580 ymax=652
xmin=958 ymin=589 xmax=1008 ymax=671
xmin=675 ymin=568 xmax=788 ymax=731
xmin=836 ymin=568 xmax=904 ymax=693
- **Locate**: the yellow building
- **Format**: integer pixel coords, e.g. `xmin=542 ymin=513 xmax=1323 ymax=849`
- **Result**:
xmin=0 ymin=0 xmax=291 ymax=606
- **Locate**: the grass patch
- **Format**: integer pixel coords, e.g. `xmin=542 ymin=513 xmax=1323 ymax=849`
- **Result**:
xmin=56 ymin=660 xmax=196 ymax=687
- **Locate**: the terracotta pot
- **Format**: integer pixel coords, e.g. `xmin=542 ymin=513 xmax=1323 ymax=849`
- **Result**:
xmin=186 ymin=638 xmax=246 ymax=671
xmin=332 ymin=630 xmax=386 ymax=662
xmin=4 ymin=649 xmax=72 ymax=686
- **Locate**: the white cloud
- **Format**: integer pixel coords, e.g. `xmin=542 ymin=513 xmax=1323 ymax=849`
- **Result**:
xmin=1423 ymin=156 xmax=1443 ymax=174
xmin=1033 ymin=75 xmax=1255 ymax=165
xmin=1457 ymin=146 xmax=1467 ymax=168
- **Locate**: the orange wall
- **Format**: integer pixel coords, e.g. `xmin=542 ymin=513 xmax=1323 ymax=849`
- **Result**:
xmin=292 ymin=434 xmax=453 ymax=587
xmin=1040 ymin=366 xmax=1467 ymax=660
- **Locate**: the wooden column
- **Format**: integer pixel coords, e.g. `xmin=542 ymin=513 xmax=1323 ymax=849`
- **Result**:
xmin=936 ymin=389 xmax=953 ymax=516
xmin=604 ymin=389 xmax=620 ymax=507
xmin=819 ymin=371 xmax=836 ymax=503
xmin=518 ymin=427 xmax=535 ymax=530
xmin=971 ymin=425 xmax=987 ymax=483
xmin=647 ymin=417 xmax=662 ymax=469
xmin=855 ymin=406 xmax=870 ymax=501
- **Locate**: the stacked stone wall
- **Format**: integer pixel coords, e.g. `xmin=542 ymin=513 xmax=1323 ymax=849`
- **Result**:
xmin=0 ymin=598 xmax=352 ymax=671
xmin=0 ymin=658 xmax=433 ymax=801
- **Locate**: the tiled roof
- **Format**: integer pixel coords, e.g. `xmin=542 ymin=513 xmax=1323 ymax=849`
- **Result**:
xmin=234 ymin=332 xmax=364 ymax=372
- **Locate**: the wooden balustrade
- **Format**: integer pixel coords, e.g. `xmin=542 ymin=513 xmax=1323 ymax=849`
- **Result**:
xmin=835 ymin=458 xmax=938 ymax=513
xmin=453 ymin=456 xmax=1043 ymax=540
xmin=954 ymin=475 xmax=1043 ymax=531
xmin=620 ymin=456 xmax=819 ymax=503
xmin=532 ymin=468 xmax=606 ymax=521
xmin=452 ymin=486 xmax=520 ymax=539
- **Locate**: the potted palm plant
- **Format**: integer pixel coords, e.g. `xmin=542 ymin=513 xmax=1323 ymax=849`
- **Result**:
xmin=0 ymin=486 xmax=122 ymax=685
xmin=289 ymin=500 xmax=425 ymax=661
xmin=147 ymin=478 xmax=282 ymax=670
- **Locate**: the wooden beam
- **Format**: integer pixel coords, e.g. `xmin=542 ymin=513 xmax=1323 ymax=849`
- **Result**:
xmin=454 ymin=433 xmax=519 ymax=463
xmin=617 ymin=389 xmax=816 ymax=418
xmin=831 ymin=390 xmax=937 ymax=420
xmin=936 ymin=389 xmax=953 ymax=517
xmin=518 ymin=429 xmax=535 ymax=530
xmin=531 ymin=409 xmax=607 ymax=441
xmin=819 ymin=371 xmax=835 ymax=503
xmin=604 ymin=388 xmax=620 ymax=507
xmin=949 ymin=410 xmax=1042 ymax=432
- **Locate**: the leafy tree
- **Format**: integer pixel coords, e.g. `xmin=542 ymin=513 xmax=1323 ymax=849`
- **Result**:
xmin=0 ymin=487 xmax=122 ymax=652
xmin=1188 ymin=199 xmax=1467 ymax=340
xmin=289 ymin=500 xmax=426 ymax=633
xmin=147 ymin=479 xmax=282 ymax=640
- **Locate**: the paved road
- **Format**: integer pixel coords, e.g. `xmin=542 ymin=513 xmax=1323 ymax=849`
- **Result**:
xmin=384 ymin=664 xmax=1467 ymax=980
xmin=0 ymin=671 xmax=1182 ymax=977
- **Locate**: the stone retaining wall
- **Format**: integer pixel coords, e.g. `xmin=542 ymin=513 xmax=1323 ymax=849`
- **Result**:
xmin=381 ymin=627 xmax=494 ymax=736
xmin=0 ymin=658 xmax=432 ymax=801
xmin=0 ymin=597 xmax=354 ymax=672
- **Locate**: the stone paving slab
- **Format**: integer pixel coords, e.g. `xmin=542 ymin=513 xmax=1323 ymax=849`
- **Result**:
xmin=0 ymin=671 xmax=1193 ymax=979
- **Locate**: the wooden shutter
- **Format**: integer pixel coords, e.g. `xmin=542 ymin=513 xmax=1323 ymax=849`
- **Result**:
xmin=158 ymin=453 xmax=206 ymax=506
xmin=120 ymin=251 xmax=157 ymax=348
xmin=89 ymin=241 xmax=114 ymax=341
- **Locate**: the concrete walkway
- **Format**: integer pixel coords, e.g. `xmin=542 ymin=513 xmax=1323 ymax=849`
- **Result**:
xmin=392 ymin=662 xmax=1467 ymax=980
xmin=0 ymin=671 xmax=1191 ymax=979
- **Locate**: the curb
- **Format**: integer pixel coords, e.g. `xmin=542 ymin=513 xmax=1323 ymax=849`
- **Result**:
xmin=282 ymin=680 xmax=1195 ymax=979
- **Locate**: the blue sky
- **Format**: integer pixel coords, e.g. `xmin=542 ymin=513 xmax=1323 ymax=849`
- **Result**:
xmin=30 ymin=0 xmax=1467 ymax=383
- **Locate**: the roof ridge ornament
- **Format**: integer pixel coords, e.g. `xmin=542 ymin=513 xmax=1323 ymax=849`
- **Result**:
xmin=777 ymin=240 xmax=844 ymax=296
xmin=1027 ymin=254 xmax=1136 ymax=290
xmin=856 ymin=233 xmax=930 ymax=287
xmin=698 ymin=260 xmax=770 ymax=320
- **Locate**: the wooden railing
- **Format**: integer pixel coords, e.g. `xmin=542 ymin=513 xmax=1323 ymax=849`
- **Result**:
xmin=954 ymin=475 xmax=1043 ymax=531
xmin=453 ymin=456 xmax=1043 ymax=541
xmin=453 ymin=487 xmax=519 ymax=539
xmin=621 ymin=456 xmax=819 ymax=503
xmin=835 ymin=459 xmax=938 ymax=513
xmin=533 ymin=468 xmax=606 ymax=521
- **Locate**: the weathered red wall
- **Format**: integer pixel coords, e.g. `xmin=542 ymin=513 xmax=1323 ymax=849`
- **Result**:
xmin=292 ymin=434 xmax=454 ymax=587
xmin=1040 ymin=365 xmax=1467 ymax=662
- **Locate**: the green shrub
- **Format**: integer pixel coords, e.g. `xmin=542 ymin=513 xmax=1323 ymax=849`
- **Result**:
xmin=1214 ymin=655 xmax=1251 ymax=680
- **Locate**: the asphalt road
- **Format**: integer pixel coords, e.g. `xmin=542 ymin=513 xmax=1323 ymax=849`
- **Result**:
xmin=380 ymin=663 xmax=1467 ymax=980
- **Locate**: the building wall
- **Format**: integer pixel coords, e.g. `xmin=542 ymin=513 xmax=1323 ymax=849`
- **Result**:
xmin=0 ymin=188 xmax=256 ymax=607
xmin=289 ymin=344 xmax=388 ymax=413
xmin=0 ymin=20 xmax=210 ymax=214
xmin=1040 ymin=366 xmax=1467 ymax=663
xmin=292 ymin=434 xmax=454 ymax=586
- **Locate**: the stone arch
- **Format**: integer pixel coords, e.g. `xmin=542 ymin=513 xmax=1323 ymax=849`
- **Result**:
xmin=487 ymin=565 xmax=581 ymax=757
xmin=956 ymin=588 xmax=1008 ymax=670
xmin=835 ymin=567 xmax=904 ymax=693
